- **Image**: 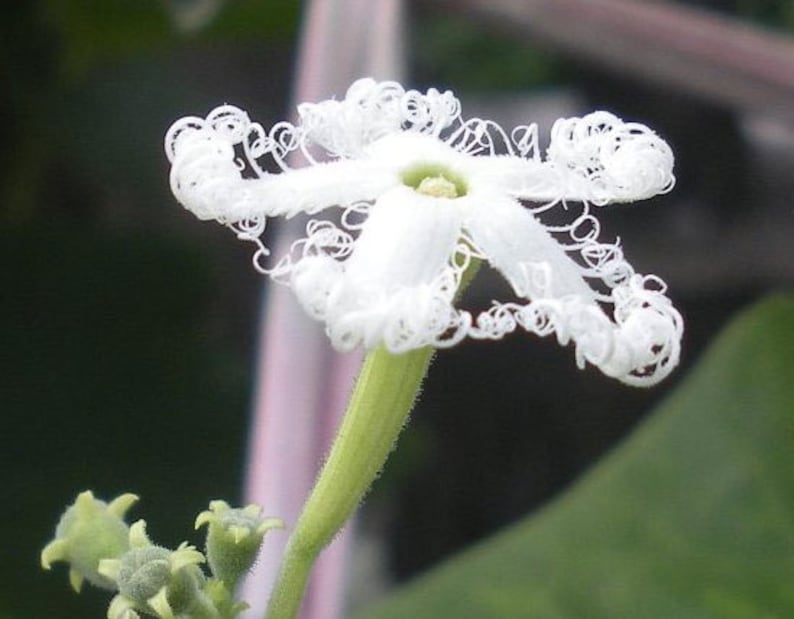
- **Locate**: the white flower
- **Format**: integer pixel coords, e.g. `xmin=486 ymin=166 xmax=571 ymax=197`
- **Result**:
xmin=165 ymin=78 xmax=682 ymax=386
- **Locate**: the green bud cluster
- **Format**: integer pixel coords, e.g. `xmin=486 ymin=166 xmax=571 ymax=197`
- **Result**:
xmin=41 ymin=490 xmax=283 ymax=619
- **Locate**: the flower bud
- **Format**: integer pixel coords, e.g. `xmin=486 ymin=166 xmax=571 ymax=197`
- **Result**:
xmin=41 ymin=490 xmax=138 ymax=592
xmin=195 ymin=500 xmax=283 ymax=587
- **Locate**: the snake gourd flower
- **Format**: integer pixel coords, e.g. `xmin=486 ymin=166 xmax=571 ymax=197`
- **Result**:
xmin=166 ymin=78 xmax=682 ymax=386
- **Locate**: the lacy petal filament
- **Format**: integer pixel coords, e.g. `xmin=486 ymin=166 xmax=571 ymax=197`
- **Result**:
xmin=166 ymin=78 xmax=682 ymax=386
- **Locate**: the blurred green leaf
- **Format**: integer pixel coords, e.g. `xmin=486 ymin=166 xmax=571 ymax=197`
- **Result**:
xmin=200 ymin=0 xmax=300 ymax=41
xmin=40 ymin=0 xmax=173 ymax=77
xmin=414 ymin=8 xmax=564 ymax=91
xmin=358 ymin=295 xmax=794 ymax=619
xmin=735 ymin=0 xmax=794 ymax=31
xmin=40 ymin=0 xmax=299 ymax=78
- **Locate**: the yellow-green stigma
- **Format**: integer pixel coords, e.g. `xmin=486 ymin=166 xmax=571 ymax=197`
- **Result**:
xmin=401 ymin=163 xmax=467 ymax=198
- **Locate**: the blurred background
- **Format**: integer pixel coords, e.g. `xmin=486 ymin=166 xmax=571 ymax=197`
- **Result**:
xmin=2 ymin=1 xmax=793 ymax=617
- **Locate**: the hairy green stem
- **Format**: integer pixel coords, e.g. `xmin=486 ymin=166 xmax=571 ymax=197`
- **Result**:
xmin=264 ymin=257 xmax=479 ymax=619
xmin=264 ymin=345 xmax=434 ymax=619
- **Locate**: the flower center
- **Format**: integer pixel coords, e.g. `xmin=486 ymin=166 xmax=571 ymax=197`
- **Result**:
xmin=401 ymin=163 xmax=467 ymax=199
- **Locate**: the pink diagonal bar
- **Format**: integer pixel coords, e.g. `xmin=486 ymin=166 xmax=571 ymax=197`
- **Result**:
xmin=240 ymin=2 xmax=405 ymax=619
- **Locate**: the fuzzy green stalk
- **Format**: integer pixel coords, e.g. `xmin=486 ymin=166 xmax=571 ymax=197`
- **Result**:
xmin=264 ymin=344 xmax=434 ymax=619
xmin=263 ymin=256 xmax=480 ymax=619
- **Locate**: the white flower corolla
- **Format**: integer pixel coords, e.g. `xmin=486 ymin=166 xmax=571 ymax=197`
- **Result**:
xmin=165 ymin=78 xmax=682 ymax=386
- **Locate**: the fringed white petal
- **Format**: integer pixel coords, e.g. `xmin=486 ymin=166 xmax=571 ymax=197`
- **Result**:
xmin=600 ymin=275 xmax=683 ymax=386
xmin=462 ymin=194 xmax=681 ymax=386
xmin=463 ymin=193 xmax=598 ymax=301
xmin=166 ymin=112 xmax=396 ymax=223
xmin=290 ymin=186 xmax=466 ymax=353
xmin=466 ymin=156 xmax=566 ymax=204
xmin=546 ymin=111 xmax=675 ymax=205
xmin=298 ymin=78 xmax=461 ymax=158
xmin=365 ymin=132 xmax=468 ymax=174
xmin=464 ymin=112 xmax=674 ymax=205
